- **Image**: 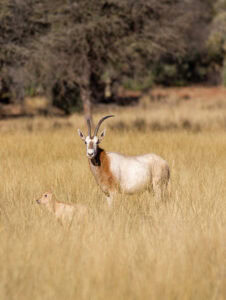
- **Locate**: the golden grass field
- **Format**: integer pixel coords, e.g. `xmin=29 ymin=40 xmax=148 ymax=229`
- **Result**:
xmin=0 ymin=95 xmax=226 ymax=300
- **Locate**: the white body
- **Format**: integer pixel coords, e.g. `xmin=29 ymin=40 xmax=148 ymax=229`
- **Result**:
xmin=89 ymin=150 xmax=170 ymax=206
xmin=108 ymin=152 xmax=169 ymax=194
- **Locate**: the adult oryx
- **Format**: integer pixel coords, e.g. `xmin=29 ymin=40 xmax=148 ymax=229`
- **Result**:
xmin=78 ymin=115 xmax=170 ymax=206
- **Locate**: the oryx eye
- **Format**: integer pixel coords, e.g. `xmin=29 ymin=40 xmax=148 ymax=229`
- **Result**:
xmin=45 ymin=194 xmax=47 ymax=197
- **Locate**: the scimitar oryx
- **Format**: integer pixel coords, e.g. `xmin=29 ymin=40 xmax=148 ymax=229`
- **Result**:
xmin=78 ymin=115 xmax=170 ymax=206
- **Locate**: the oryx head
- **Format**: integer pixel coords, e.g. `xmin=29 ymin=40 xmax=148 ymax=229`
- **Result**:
xmin=78 ymin=115 xmax=114 ymax=159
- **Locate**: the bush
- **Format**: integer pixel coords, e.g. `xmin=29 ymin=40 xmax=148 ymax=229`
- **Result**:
xmin=52 ymin=82 xmax=83 ymax=115
xmin=223 ymin=60 xmax=226 ymax=86
xmin=207 ymin=1 xmax=226 ymax=85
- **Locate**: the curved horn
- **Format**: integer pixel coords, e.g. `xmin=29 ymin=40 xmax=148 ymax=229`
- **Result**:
xmin=94 ymin=115 xmax=115 ymax=136
xmin=86 ymin=118 xmax=92 ymax=137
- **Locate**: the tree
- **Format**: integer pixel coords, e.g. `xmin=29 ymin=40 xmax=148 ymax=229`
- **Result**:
xmin=208 ymin=0 xmax=226 ymax=85
xmin=0 ymin=0 xmax=214 ymax=117
xmin=0 ymin=0 xmax=50 ymax=103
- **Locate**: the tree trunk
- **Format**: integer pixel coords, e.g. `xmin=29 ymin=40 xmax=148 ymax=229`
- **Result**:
xmin=80 ymin=86 xmax=92 ymax=122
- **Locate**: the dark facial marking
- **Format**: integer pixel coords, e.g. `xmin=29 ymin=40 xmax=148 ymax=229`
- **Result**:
xmin=88 ymin=141 xmax=94 ymax=149
xmin=90 ymin=147 xmax=103 ymax=166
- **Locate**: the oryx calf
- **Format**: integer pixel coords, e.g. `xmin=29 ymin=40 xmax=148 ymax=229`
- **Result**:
xmin=78 ymin=115 xmax=170 ymax=206
xmin=36 ymin=192 xmax=87 ymax=225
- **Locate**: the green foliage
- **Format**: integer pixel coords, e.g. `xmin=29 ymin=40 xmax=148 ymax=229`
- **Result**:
xmin=208 ymin=13 xmax=226 ymax=56
xmin=207 ymin=0 xmax=226 ymax=84
xmin=123 ymin=74 xmax=154 ymax=91
xmin=223 ymin=59 xmax=226 ymax=86
xmin=52 ymin=82 xmax=83 ymax=115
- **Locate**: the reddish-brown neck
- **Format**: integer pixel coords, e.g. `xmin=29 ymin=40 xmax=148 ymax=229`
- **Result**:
xmin=89 ymin=147 xmax=117 ymax=192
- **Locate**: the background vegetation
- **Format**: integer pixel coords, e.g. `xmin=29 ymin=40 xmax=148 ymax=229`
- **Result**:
xmin=0 ymin=104 xmax=225 ymax=299
xmin=0 ymin=0 xmax=226 ymax=116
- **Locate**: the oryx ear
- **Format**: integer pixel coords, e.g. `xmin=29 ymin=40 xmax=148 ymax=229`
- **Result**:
xmin=77 ymin=129 xmax=86 ymax=141
xmin=99 ymin=129 xmax=106 ymax=142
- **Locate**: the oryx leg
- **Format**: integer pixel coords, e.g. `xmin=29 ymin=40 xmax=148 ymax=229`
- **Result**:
xmin=153 ymin=177 xmax=170 ymax=203
xmin=104 ymin=191 xmax=115 ymax=207
xmin=153 ymin=177 xmax=164 ymax=201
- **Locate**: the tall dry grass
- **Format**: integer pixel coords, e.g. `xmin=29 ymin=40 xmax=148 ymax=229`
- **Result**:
xmin=0 ymin=107 xmax=225 ymax=299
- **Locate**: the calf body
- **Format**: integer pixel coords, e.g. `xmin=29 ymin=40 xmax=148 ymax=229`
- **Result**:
xmin=36 ymin=192 xmax=86 ymax=225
